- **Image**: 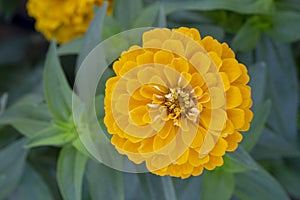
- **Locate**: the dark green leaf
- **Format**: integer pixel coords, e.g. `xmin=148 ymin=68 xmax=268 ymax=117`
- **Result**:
xmin=251 ymin=128 xmax=300 ymax=159
xmin=173 ymin=176 xmax=202 ymax=200
xmin=87 ymin=160 xmax=124 ymax=200
xmin=140 ymin=174 xmax=177 ymax=200
xmin=114 ymin=0 xmax=143 ymax=29
xmin=162 ymin=0 xmax=273 ymax=15
xmin=241 ymin=100 xmax=271 ymax=152
xmin=0 ymin=92 xmax=8 ymax=116
xmin=202 ymin=169 xmax=234 ymax=200
xmin=232 ymin=17 xmax=262 ymax=51
xmin=256 ymin=37 xmax=299 ymax=140
xmin=223 ymin=147 xmax=258 ymax=173
xmin=76 ymin=3 xmax=107 ymax=70
xmin=0 ymin=0 xmax=19 ymax=20
xmin=44 ymin=41 xmax=72 ymax=122
xmin=0 ymin=138 xmax=28 ymax=199
xmin=248 ymin=62 xmax=267 ymax=109
xmin=267 ymin=11 xmax=300 ymax=42
xmin=0 ymin=37 xmax=29 ymax=64
xmin=273 ymin=161 xmax=300 ymax=198
xmin=0 ymin=126 xmax=20 ymax=149
xmin=11 ymin=163 xmax=54 ymax=200
xmin=123 ymin=173 xmax=144 ymax=200
xmin=234 ymin=165 xmax=290 ymax=200
xmin=57 ymin=145 xmax=88 ymax=200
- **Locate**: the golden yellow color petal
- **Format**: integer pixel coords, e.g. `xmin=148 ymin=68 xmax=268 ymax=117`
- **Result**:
xmin=104 ymin=27 xmax=253 ymax=179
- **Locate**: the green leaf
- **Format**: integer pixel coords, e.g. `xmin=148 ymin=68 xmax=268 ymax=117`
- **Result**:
xmin=57 ymin=38 xmax=83 ymax=56
xmin=241 ymin=100 xmax=271 ymax=152
xmin=0 ymin=138 xmax=28 ymax=199
xmin=76 ymin=3 xmax=107 ymax=70
xmin=102 ymin=15 xmax=122 ymax=40
xmin=155 ymin=5 xmax=167 ymax=28
xmin=0 ymin=126 xmax=20 ymax=149
xmin=162 ymin=0 xmax=273 ymax=15
xmin=0 ymin=0 xmax=19 ymax=20
xmin=0 ymin=92 xmax=8 ymax=116
xmin=267 ymin=11 xmax=300 ymax=42
xmin=140 ymin=174 xmax=177 ymax=200
xmin=201 ymin=169 xmax=234 ymax=200
xmin=11 ymin=163 xmax=54 ymax=200
xmin=256 ymin=37 xmax=299 ymax=140
xmin=161 ymin=177 xmax=177 ymax=200
xmin=251 ymin=128 xmax=300 ymax=159
xmin=223 ymin=147 xmax=258 ymax=173
xmin=248 ymin=62 xmax=267 ymax=109
xmin=72 ymin=137 xmax=92 ymax=157
xmin=25 ymin=126 xmax=75 ymax=148
xmin=87 ymin=160 xmax=124 ymax=200
xmin=234 ymin=165 xmax=290 ymax=200
xmin=232 ymin=16 xmax=262 ymax=51
xmin=57 ymin=145 xmax=88 ymax=200
xmin=272 ymin=161 xmax=300 ymax=198
xmin=114 ymin=0 xmax=143 ymax=30
xmin=0 ymin=94 xmax=52 ymax=138
xmin=44 ymin=41 xmax=72 ymax=122
xmin=173 ymin=177 xmax=202 ymax=200
xmin=131 ymin=3 xmax=160 ymax=28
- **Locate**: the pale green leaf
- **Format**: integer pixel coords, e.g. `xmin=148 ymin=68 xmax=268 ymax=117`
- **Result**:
xmin=114 ymin=0 xmax=143 ymax=29
xmin=234 ymin=165 xmax=290 ymax=200
xmin=44 ymin=41 xmax=73 ymax=122
xmin=223 ymin=147 xmax=258 ymax=173
xmin=76 ymin=3 xmax=107 ymax=70
xmin=25 ymin=126 xmax=75 ymax=148
xmin=0 ymin=138 xmax=28 ymax=199
xmin=202 ymin=169 xmax=234 ymax=200
xmin=232 ymin=16 xmax=262 ymax=51
xmin=57 ymin=145 xmax=88 ymax=200
xmin=57 ymin=38 xmax=83 ymax=56
xmin=87 ymin=160 xmax=124 ymax=200
xmin=11 ymin=163 xmax=54 ymax=200
xmin=267 ymin=11 xmax=300 ymax=42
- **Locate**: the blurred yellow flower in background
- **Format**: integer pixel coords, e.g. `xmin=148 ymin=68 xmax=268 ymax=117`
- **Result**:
xmin=27 ymin=0 xmax=113 ymax=44
xmin=104 ymin=27 xmax=253 ymax=178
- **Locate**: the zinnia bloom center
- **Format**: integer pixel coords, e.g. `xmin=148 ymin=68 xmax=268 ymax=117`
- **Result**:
xmin=153 ymin=86 xmax=200 ymax=126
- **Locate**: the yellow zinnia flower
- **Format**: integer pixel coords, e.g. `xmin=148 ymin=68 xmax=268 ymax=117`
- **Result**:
xmin=104 ymin=27 xmax=253 ymax=178
xmin=27 ymin=0 xmax=113 ymax=44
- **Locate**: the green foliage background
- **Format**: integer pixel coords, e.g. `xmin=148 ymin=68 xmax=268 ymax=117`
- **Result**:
xmin=0 ymin=0 xmax=300 ymax=199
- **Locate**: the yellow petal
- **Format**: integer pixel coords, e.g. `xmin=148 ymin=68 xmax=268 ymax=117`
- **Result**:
xmin=189 ymin=52 xmax=211 ymax=75
xmin=136 ymin=51 xmax=154 ymax=65
xmin=172 ymin=57 xmax=189 ymax=73
xmin=226 ymin=86 xmax=243 ymax=109
xmin=129 ymin=105 xmax=149 ymax=126
xmin=162 ymin=39 xmax=185 ymax=56
xmin=154 ymin=50 xmax=175 ymax=65
xmin=221 ymin=43 xmax=235 ymax=59
xmin=202 ymin=36 xmax=222 ymax=57
xmin=176 ymin=149 xmax=190 ymax=165
xmin=220 ymin=58 xmax=242 ymax=82
xmin=227 ymin=108 xmax=245 ymax=129
xmin=210 ymin=138 xmax=228 ymax=156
